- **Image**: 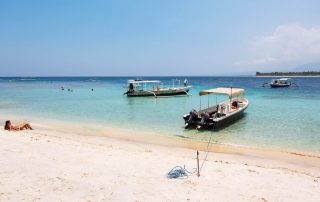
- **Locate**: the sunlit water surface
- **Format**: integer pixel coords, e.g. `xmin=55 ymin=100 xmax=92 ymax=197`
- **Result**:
xmin=1 ymin=77 xmax=319 ymax=153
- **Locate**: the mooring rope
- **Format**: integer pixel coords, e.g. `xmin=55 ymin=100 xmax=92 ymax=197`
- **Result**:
xmin=167 ymin=129 xmax=215 ymax=179
xmin=200 ymin=131 xmax=215 ymax=172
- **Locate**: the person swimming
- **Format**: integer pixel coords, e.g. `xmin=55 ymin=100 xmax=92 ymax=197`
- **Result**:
xmin=4 ymin=120 xmax=33 ymax=131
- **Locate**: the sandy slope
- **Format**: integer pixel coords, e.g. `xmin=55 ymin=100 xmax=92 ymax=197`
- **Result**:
xmin=0 ymin=128 xmax=319 ymax=202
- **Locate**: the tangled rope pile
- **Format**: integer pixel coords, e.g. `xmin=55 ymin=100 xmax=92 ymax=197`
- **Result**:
xmin=166 ymin=165 xmax=197 ymax=179
xmin=167 ymin=131 xmax=215 ymax=179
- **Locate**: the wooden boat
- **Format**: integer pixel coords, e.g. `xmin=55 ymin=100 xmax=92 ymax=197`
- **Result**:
xmin=124 ymin=79 xmax=192 ymax=97
xmin=183 ymin=87 xmax=249 ymax=130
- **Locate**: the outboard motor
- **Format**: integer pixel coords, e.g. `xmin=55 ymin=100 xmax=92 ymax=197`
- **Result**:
xmin=200 ymin=112 xmax=210 ymax=126
xmin=127 ymin=83 xmax=135 ymax=93
xmin=124 ymin=83 xmax=135 ymax=95
xmin=188 ymin=109 xmax=198 ymax=123
xmin=185 ymin=109 xmax=198 ymax=128
xmin=197 ymin=112 xmax=210 ymax=130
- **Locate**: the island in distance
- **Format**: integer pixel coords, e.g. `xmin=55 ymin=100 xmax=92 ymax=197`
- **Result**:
xmin=256 ymin=71 xmax=320 ymax=76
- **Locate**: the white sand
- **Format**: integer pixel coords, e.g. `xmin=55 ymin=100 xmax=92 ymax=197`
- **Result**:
xmin=0 ymin=126 xmax=320 ymax=202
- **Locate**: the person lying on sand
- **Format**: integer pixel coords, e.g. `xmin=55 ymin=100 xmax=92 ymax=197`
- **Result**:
xmin=4 ymin=120 xmax=33 ymax=131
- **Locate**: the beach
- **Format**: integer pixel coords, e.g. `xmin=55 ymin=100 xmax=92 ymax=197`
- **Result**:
xmin=0 ymin=120 xmax=319 ymax=202
xmin=1 ymin=77 xmax=320 ymax=201
xmin=1 ymin=76 xmax=320 ymax=153
xmin=2 ymin=0 xmax=320 ymax=200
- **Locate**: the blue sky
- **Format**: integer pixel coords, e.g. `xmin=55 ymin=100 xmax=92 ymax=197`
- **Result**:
xmin=1 ymin=0 xmax=320 ymax=76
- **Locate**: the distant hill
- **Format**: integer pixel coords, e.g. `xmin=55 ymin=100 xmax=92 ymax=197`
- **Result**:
xmin=256 ymin=71 xmax=320 ymax=76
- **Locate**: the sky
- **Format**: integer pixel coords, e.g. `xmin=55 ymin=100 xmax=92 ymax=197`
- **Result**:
xmin=1 ymin=0 xmax=320 ymax=76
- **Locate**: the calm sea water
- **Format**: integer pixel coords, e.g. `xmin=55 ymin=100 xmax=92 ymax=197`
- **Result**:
xmin=0 ymin=76 xmax=320 ymax=153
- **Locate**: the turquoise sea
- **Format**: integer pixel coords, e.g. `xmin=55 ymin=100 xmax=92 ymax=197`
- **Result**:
xmin=0 ymin=77 xmax=320 ymax=154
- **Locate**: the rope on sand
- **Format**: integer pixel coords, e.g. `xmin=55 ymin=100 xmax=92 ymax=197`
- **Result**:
xmin=166 ymin=165 xmax=197 ymax=179
xmin=167 ymin=130 xmax=215 ymax=179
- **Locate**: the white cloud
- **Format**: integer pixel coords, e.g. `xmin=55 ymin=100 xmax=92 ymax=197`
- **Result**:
xmin=236 ymin=24 xmax=320 ymax=68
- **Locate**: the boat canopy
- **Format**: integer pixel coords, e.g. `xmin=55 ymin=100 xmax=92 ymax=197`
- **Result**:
xmin=128 ymin=80 xmax=161 ymax=84
xmin=279 ymin=78 xmax=290 ymax=81
xmin=199 ymin=87 xmax=244 ymax=98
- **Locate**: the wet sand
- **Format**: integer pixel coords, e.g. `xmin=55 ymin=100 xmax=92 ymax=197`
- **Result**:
xmin=0 ymin=118 xmax=319 ymax=201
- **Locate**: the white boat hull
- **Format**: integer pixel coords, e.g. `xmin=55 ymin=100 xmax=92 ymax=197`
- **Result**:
xmin=126 ymin=86 xmax=191 ymax=97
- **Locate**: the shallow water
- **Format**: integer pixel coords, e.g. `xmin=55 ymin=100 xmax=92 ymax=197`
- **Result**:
xmin=0 ymin=76 xmax=319 ymax=153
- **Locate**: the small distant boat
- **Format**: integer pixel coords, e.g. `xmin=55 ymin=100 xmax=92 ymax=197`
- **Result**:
xmin=262 ymin=78 xmax=297 ymax=88
xmin=183 ymin=87 xmax=249 ymax=130
xmin=124 ymin=79 xmax=192 ymax=97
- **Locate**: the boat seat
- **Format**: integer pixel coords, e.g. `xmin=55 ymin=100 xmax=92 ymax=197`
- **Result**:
xmin=212 ymin=113 xmax=225 ymax=118
xmin=198 ymin=105 xmax=218 ymax=116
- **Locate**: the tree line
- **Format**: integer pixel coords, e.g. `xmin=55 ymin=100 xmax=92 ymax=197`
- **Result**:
xmin=256 ymin=71 xmax=320 ymax=76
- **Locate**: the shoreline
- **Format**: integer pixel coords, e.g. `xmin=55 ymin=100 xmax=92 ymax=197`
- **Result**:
xmin=1 ymin=112 xmax=319 ymax=158
xmin=1 ymin=118 xmax=320 ymax=201
xmin=1 ymin=113 xmax=320 ymax=176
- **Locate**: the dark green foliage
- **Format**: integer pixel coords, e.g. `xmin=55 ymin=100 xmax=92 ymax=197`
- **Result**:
xmin=256 ymin=71 xmax=320 ymax=76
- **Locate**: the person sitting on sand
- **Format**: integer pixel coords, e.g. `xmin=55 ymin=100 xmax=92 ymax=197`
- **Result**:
xmin=4 ymin=120 xmax=33 ymax=131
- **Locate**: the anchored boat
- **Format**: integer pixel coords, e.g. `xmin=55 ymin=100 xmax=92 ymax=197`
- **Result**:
xmin=124 ymin=79 xmax=192 ymax=97
xmin=183 ymin=87 xmax=249 ymax=130
xmin=262 ymin=78 xmax=297 ymax=88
